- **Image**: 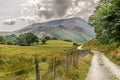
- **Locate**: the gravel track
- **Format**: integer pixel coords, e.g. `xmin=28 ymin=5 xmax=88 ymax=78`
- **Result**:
xmin=86 ymin=51 xmax=120 ymax=80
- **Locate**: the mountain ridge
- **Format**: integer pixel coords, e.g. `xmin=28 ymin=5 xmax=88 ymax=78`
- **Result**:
xmin=0 ymin=17 xmax=95 ymax=43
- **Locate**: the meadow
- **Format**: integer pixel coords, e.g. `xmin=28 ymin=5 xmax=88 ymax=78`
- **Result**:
xmin=0 ymin=40 xmax=92 ymax=80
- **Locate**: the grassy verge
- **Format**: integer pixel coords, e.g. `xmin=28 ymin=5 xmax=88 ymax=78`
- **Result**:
xmin=42 ymin=51 xmax=93 ymax=80
xmin=77 ymin=54 xmax=92 ymax=80
xmin=83 ymin=39 xmax=120 ymax=65
xmin=65 ymin=53 xmax=93 ymax=80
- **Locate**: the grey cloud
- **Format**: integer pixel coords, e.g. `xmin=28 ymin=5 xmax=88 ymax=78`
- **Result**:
xmin=38 ymin=10 xmax=54 ymax=19
xmin=74 ymin=0 xmax=83 ymax=6
xmin=52 ymin=0 xmax=72 ymax=17
xmin=20 ymin=0 xmax=100 ymax=22
xmin=2 ymin=19 xmax=16 ymax=25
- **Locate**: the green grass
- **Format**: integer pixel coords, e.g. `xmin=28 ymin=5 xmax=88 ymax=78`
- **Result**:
xmin=0 ymin=40 xmax=92 ymax=80
xmin=66 ymin=54 xmax=92 ymax=80
xmin=0 ymin=40 xmax=73 ymax=80
xmin=0 ymin=40 xmax=73 ymax=55
xmin=41 ymin=50 xmax=92 ymax=80
xmin=83 ymin=39 xmax=120 ymax=66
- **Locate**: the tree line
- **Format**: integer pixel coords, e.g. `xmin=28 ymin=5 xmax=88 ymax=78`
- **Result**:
xmin=0 ymin=32 xmax=50 ymax=46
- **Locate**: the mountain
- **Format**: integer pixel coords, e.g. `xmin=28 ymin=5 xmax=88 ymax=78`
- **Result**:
xmin=5 ymin=17 xmax=95 ymax=43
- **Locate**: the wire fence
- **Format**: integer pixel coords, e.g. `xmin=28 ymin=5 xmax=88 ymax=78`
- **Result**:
xmin=0 ymin=49 xmax=91 ymax=80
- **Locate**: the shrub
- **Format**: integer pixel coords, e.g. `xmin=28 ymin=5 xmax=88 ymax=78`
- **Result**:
xmin=73 ymin=43 xmax=78 ymax=47
xmin=63 ymin=40 xmax=72 ymax=42
xmin=6 ymin=40 xmax=14 ymax=45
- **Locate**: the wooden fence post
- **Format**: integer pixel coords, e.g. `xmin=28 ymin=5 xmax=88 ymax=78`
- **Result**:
xmin=53 ymin=57 xmax=56 ymax=80
xmin=76 ymin=53 xmax=79 ymax=64
xmin=71 ymin=55 xmax=75 ymax=68
xmin=35 ymin=55 xmax=40 ymax=80
xmin=65 ymin=53 xmax=68 ymax=76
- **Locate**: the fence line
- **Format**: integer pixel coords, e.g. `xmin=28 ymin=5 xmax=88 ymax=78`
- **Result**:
xmin=1 ymin=64 xmax=35 ymax=76
xmin=0 ymin=49 xmax=91 ymax=80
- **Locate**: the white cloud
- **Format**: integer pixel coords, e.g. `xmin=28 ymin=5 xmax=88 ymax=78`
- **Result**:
xmin=19 ymin=16 xmax=38 ymax=23
xmin=78 ymin=1 xmax=85 ymax=8
xmin=2 ymin=19 xmax=16 ymax=25
xmin=95 ymin=0 xmax=100 ymax=3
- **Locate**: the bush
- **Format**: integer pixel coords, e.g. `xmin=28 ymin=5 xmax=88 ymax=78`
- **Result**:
xmin=45 ymin=36 xmax=50 ymax=40
xmin=41 ymin=39 xmax=47 ymax=44
xmin=6 ymin=40 xmax=14 ymax=45
xmin=73 ymin=43 xmax=78 ymax=47
xmin=51 ymin=37 xmax=58 ymax=40
xmin=63 ymin=40 xmax=72 ymax=42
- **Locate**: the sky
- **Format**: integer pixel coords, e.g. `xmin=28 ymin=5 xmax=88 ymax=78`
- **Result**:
xmin=0 ymin=0 xmax=100 ymax=32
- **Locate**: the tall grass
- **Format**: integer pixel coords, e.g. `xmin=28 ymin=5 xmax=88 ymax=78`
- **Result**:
xmin=0 ymin=40 xmax=92 ymax=80
xmin=0 ymin=40 xmax=73 ymax=80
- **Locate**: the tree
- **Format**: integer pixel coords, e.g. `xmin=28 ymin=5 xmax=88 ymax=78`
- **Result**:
xmin=16 ymin=33 xmax=39 ymax=46
xmin=6 ymin=40 xmax=13 ymax=45
xmin=45 ymin=36 xmax=50 ymax=40
xmin=89 ymin=0 xmax=120 ymax=44
xmin=41 ymin=39 xmax=47 ymax=44
xmin=0 ymin=36 xmax=4 ymax=44
xmin=40 ymin=36 xmax=50 ymax=45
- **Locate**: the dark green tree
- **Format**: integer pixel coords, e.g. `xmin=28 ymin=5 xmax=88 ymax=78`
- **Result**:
xmin=89 ymin=0 xmax=120 ymax=44
xmin=45 ymin=36 xmax=50 ymax=40
xmin=0 ymin=36 xmax=4 ymax=44
xmin=41 ymin=39 xmax=47 ymax=44
xmin=16 ymin=33 xmax=39 ymax=46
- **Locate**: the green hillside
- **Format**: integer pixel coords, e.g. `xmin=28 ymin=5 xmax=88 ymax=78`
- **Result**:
xmin=83 ymin=39 xmax=120 ymax=65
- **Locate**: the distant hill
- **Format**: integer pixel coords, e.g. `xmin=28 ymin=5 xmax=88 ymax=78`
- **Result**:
xmin=0 ymin=17 xmax=95 ymax=43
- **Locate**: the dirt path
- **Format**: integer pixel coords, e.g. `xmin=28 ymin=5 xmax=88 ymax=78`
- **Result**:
xmin=86 ymin=51 xmax=120 ymax=80
xmin=77 ymin=45 xmax=83 ymax=50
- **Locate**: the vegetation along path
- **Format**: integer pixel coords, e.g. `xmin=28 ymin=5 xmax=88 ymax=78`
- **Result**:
xmin=86 ymin=51 xmax=120 ymax=80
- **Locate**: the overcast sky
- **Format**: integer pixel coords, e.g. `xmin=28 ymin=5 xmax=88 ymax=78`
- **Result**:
xmin=0 ymin=0 xmax=99 ymax=32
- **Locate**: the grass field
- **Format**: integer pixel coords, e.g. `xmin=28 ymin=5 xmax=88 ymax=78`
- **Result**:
xmin=0 ymin=40 xmax=92 ymax=80
xmin=0 ymin=40 xmax=73 ymax=55
xmin=0 ymin=40 xmax=73 ymax=80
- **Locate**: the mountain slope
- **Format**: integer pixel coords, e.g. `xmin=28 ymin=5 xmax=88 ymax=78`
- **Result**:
xmin=14 ymin=17 xmax=95 ymax=43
